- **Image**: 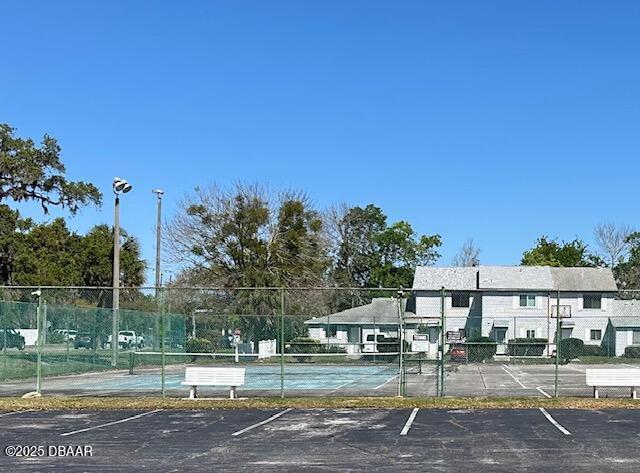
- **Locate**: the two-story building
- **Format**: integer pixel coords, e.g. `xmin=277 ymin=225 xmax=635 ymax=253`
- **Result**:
xmin=305 ymin=265 xmax=637 ymax=358
xmin=413 ymin=265 xmax=618 ymax=356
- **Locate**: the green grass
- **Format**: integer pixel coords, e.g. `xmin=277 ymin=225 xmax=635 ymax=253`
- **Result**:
xmin=1 ymin=396 xmax=640 ymax=411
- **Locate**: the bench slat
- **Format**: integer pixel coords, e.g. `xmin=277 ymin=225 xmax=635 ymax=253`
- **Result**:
xmin=586 ymin=369 xmax=640 ymax=387
xmin=182 ymin=367 xmax=245 ymax=387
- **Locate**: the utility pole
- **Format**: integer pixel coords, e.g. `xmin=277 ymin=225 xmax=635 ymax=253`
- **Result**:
xmin=112 ymin=177 xmax=132 ymax=367
xmin=112 ymin=195 xmax=120 ymax=367
xmin=153 ymin=189 xmax=164 ymax=350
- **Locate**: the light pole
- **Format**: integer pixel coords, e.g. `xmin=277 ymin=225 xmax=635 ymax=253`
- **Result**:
xmin=112 ymin=177 xmax=132 ymax=367
xmin=153 ymin=189 xmax=164 ymax=350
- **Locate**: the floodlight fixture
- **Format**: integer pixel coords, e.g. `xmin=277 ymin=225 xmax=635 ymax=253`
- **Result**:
xmin=113 ymin=177 xmax=133 ymax=194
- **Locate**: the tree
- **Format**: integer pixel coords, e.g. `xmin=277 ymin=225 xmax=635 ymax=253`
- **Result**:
xmin=167 ymin=184 xmax=328 ymax=289
xmin=0 ymin=212 xmax=145 ymax=290
xmin=0 ymin=124 xmax=101 ymax=213
xmin=330 ymin=204 xmax=441 ymax=289
xmin=614 ymin=232 xmax=640 ymax=289
xmin=452 ymin=238 xmax=480 ymax=266
xmin=166 ymin=184 xmax=330 ymax=344
xmin=594 ymin=223 xmax=633 ymax=267
xmin=78 ymin=225 xmax=146 ymax=287
xmin=521 ymin=236 xmax=600 ymax=267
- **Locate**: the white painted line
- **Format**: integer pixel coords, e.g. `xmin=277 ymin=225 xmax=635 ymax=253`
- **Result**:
xmin=231 ymin=408 xmax=292 ymax=437
xmin=536 ymin=386 xmax=552 ymax=398
xmin=0 ymin=410 xmax=32 ymax=418
xmin=60 ymin=410 xmax=161 ymax=437
xmin=539 ymin=408 xmax=571 ymax=435
xmin=374 ymin=375 xmax=399 ymax=390
xmin=400 ymin=408 xmax=419 ymax=436
xmin=502 ymin=365 xmax=528 ymax=389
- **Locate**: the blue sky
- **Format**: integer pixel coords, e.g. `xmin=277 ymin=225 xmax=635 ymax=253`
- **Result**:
xmin=2 ymin=1 xmax=639 ymax=283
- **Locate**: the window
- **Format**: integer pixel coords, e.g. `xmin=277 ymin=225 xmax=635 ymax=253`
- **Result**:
xmin=452 ymin=292 xmax=470 ymax=308
xmin=519 ymin=294 xmax=536 ymax=308
xmin=633 ymin=330 xmax=640 ymax=345
xmin=326 ymin=326 xmax=337 ymax=337
xmin=526 ymin=329 xmax=536 ymax=339
xmin=584 ymin=294 xmax=602 ymax=309
xmin=590 ymin=329 xmax=602 ymax=341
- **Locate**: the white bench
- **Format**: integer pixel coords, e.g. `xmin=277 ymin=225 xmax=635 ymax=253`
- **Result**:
xmin=586 ymin=369 xmax=640 ymax=399
xmin=181 ymin=367 xmax=246 ymax=399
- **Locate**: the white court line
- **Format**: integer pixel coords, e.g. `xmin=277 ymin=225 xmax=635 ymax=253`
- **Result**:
xmin=536 ymin=386 xmax=552 ymax=398
xmin=502 ymin=365 xmax=528 ymax=389
xmin=400 ymin=408 xmax=419 ymax=436
xmin=231 ymin=408 xmax=292 ymax=437
xmin=61 ymin=410 xmax=162 ymax=437
xmin=539 ymin=408 xmax=571 ymax=435
xmin=0 ymin=410 xmax=32 ymax=418
xmin=374 ymin=375 xmax=399 ymax=390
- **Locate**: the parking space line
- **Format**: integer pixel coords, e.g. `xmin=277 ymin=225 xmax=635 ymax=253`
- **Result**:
xmin=374 ymin=375 xmax=399 ymax=390
xmin=61 ymin=410 xmax=162 ymax=437
xmin=400 ymin=408 xmax=419 ymax=436
xmin=0 ymin=410 xmax=32 ymax=418
xmin=539 ymin=408 xmax=571 ymax=435
xmin=536 ymin=386 xmax=552 ymax=398
xmin=231 ymin=408 xmax=293 ymax=437
xmin=502 ymin=365 xmax=528 ymax=389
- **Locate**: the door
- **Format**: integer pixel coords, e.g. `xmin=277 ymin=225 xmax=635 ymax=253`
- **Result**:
xmin=494 ymin=328 xmax=508 ymax=355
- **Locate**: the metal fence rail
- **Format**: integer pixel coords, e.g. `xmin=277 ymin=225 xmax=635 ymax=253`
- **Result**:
xmin=1 ymin=286 xmax=640 ymax=398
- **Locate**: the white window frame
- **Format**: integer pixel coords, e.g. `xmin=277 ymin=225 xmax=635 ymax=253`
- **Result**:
xmin=583 ymin=294 xmax=602 ymax=310
xmin=519 ymin=294 xmax=536 ymax=308
xmin=633 ymin=330 xmax=640 ymax=345
xmin=590 ymin=329 xmax=602 ymax=341
xmin=526 ymin=329 xmax=536 ymax=339
xmin=451 ymin=291 xmax=470 ymax=308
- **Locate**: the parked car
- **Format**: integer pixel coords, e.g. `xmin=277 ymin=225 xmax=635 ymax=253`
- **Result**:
xmin=74 ymin=333 xmax=95 ymax=350
xmin=55 ymin=329 xmax=78 ymax=341
xmin=450 ymin=346 xmax=466 ymax=362
xmin=106 ymin=331 xmax=142 ymax=349
xmin=0 ymin=328 xmax=26 ymax=350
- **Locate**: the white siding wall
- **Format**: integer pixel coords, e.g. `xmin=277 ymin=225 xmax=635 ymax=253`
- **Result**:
xmin=414 ymin=291 xmax=616 ymax=354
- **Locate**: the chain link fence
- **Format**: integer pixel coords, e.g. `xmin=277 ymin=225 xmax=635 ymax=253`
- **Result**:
xmin=2 ymin=286 xmax=640 ymax=398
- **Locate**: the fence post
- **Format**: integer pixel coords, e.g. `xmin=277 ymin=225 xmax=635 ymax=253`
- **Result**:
xmin=397 ymin=288 xmax=405 ymax=397
xmin=280 ymin=288 xmax=285 ymax=399
xmin=35 ymin=288 xmax=43 ymax=395
xmin=160 ymin=287 xmax=166 ymax=398
xmin=554 ymin=290 xmax=561 ymax=398
xmin=439 ymin=286 xmax=446 ymax=397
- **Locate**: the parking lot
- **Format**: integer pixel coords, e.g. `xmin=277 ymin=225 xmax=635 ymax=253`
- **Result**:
xmin=1 ymin=407 xmax=640 ymax=472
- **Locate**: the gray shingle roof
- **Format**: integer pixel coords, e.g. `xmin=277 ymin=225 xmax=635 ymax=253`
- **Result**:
xmin=412 ymin=265 xmax=617 ymax=291
xmin=609 ymin=316 xmax=640 ymax=328
xmin=412 ymin=267 xmax=477 ymax=291
xmin=304 ymin=298 xmax=414 ymax=325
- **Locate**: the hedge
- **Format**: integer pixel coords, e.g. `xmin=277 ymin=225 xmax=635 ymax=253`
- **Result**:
xmin=186 ymin=337 xmax=214 ymax=362
xmin=463 ymin=337 xmax=497 ymax=362
xmin=559 ymin=337 xmax=583 ymax=363
xmin=624 ymin=346 xmax=640 ymax=358
xmin=507 ymin=338 xmax=548 ymax=357
xmin=286 ymin=337 xmax=321 ymax=362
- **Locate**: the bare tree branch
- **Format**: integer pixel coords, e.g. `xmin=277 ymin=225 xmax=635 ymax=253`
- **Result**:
xmin=452 ymin=238 xmax=481 ymax=267
xmin=594 ymin=223 xmax=633 ymax=267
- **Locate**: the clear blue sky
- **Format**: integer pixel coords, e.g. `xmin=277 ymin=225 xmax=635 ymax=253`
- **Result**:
xmin=2 ymin=1 xmax=639 ymax=284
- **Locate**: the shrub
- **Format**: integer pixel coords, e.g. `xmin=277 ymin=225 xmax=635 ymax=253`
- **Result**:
xmin=559 ymin=337 xmax=583 ymax=363
xmin=463 ymin=337 xmax=497 ymax=362
xmin=47 ymin=331 xmax=66 ymax=344
xmin=624 ymin=346 xmax=640 ymax=358
xmin=286 ymin=337 xmax=321 ymax=362
xmin=507 ymin=338 xmax=548 ymax=357
xmin=581 ymin=345 xmax=605 ymax=357
xmin=186 ymin=337 xmax=214 ymax=362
